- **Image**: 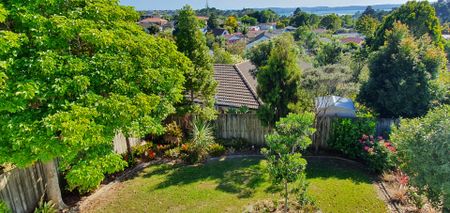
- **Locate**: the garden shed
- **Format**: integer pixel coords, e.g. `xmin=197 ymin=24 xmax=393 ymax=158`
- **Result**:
xmin=315 ymin=96 xmax=356 ymax=118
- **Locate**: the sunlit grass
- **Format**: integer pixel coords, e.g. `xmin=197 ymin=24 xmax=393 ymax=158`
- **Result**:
xmin=89 ymin=157 xmax=387 ymax=213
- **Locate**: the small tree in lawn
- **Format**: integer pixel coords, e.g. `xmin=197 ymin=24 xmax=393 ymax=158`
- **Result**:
xmin=261 ymin=113 xmax=316 ymax=212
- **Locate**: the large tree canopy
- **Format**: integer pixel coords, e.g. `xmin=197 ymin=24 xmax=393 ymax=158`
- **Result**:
xmin=174 ymin=5 xmax=217 ymax=120
xmin=0 ymin=0 xmax=190 ymax=195
xmin=371 ymin=1 xmax=444 ymax=49
xmin=254 ymin=34 xmax=301 ymax=126
xmin=359 ymin=22 xmax=446 ymax=118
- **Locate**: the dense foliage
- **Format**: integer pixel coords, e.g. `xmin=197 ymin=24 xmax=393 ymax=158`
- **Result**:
xmin=359 ymin=22 xmax=446 ymax=118
xmin=328 ymin=114 xmax=376 ymax=159
xmin=174 ymin=5 xmax=217 ymax=120
xmin=391 ymin=105 xmax=450 ymax=209
xmin=262 ymin=113 xmax=316 ymax=211
xmin=371 ymin=1 xmax=444 ymax=49
xmin=253 ymin=34 xmax=301 ymax=126
xmin=0 ymin=0 xmax=190 ymax=193
xmin=319 ymin=14 xmax=342 ymax=31
xmin=355 ymin=15 xmax=379 ymax=38
xmin=315 ymin=41 xmax=344 ymax=66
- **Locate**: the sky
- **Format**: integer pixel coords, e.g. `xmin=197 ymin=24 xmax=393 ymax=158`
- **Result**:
xmin=119 ymin=0 xmax=415 ymax=10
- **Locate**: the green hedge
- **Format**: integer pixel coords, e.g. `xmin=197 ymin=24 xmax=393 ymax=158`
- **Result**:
xmin=328 ymin=117 xmax=376 ymax=159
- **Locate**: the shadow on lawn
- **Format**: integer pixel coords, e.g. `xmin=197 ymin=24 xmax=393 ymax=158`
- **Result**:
xmin=143 ymin=157 xmax=267 ymax=198
xmin=305 ymin=157 xmax=374 ymax=184
xmin=140 ymin=156 xmax=373 ymax=197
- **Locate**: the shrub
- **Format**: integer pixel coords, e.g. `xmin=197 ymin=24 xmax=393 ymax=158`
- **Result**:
xmin=183 ymin=119 xmax=215 ymax=163
xmin=328 ymin=115 xmax=376 ymax=159
xmin=391 ymin=105 xmax=450 ymax=209
xmin=0 ymin=200 xmax=11 ymax=213
xmin=34 ymin=200 xmax=56 ymax=213
xmin=218 ymin=138 xmax=253 ymax=150
xmin=208 ymin=143 xmax=226 ymax=157
xmin=132 ymin=142 xmax=154 ymax=159
xmin=358 ymin=135 xmax=397 ymax=172
xmin=164 ymin=121 xmax=183 ymax=146
xmin=164 ymin=147 xmax=181 ymax=159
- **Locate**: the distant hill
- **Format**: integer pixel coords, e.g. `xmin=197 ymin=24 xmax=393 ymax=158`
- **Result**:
xmin=261 ymin=4 xmax=401 ymax=16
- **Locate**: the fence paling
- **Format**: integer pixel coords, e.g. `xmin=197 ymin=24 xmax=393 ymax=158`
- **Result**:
xmin=0 ymin=162 xmax=46 ymax=213
xmin=214 ymin=113 xmax=269 ymax=145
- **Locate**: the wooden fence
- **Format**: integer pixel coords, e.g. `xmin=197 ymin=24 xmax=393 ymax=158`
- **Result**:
xmin=313 ymin=117 xmax=398 ymax=149
xmin=0 ymin=133 xmax=142 ymax=213
xmin=112 ymin=133 xmax=142 ymax=154
xmin=0 ymin=162 xmax=47 ymax=213
xmin=214 ymin=113 xmax=270 ymax=145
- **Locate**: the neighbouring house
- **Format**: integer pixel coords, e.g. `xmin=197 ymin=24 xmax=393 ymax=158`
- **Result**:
xmin=224 ymin=33 xmax=244 ymax=43
xmin=138 ymin=17 xmax=169 ymax=32
xmin=315 ymin=96 xmax=356 ymax=118
xmin=313 ymin=28 xmax=328 ymax=34
xmin=212 ymin=28 xmax=230 ymax=37
xmin=246 ymin=29 xmax=284 ymax=49
xmin=249 ymin=26 xmax=261 ymax=31
xmin=284 ymin=26 xmax=297 ymax=32
xmin=213 ymin=63 xmax=260 ymax=111
xmin=259 ymin=22 xmax=277 ymax=31
xmin=339 ymin=37 xmax=364 ymax=45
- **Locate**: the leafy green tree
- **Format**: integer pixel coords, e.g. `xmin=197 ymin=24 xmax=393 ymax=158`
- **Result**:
xmin=355 ymin=15 xmax=379 ymax=38
xmin=207 ymin=12 xmax=220 ymax=30
xmin=391 ymin=105 xmax=450 ymax=210
xmin=371 ymin=1 xmax=444 ymax=49
xmin=246 ymin=40 xmax=274 ymax=68
xmin=319 ymin=14 xmax=342 ymax=31
xmin=213 ymin=45 xmax=235 ymax=64
xmin=174 ymin=5 xmax=217 ymax=120
xmin=262 ymin=113 xmax=316 ymax=211
xmin=362 ymin=6 xmax=376 ymax=18
xmin=224 ymin=16 xmax=239 ymax=33
xmin=301 ymin=64 xmax=359 ymax=100
xmin=293 ymin=26 xmax=320 ymax=53
xmin=147 ymin=25 xmax=160 ymax=35
xmin=0 ymin=0 xmax=190 ymax=208
xmin=248 ymin=9 xmax=279 ymax=23
xmin=255 ymin=34 xmax=301 ymax=126
xmin=315 ymin=40 xmax=344 ymax=67
xmin=341 ymin=15 xmax=354 ymax=27
xmin=359 ymin=22 xmax=446 ymax=118
xmin=240 ymin=15 xmax=257 ymax=25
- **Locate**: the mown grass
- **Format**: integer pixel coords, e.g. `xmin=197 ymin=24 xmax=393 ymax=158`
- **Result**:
xmin=89 ymin=157 xmax=387 ymax=213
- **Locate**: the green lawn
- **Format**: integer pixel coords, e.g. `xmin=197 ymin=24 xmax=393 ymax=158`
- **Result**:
xmin=88 ymin=157 xmax=387 ymax=213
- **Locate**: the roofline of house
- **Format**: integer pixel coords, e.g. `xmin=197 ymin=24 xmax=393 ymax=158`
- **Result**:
xmin=233 ymin=63 xmax=262 ymax=106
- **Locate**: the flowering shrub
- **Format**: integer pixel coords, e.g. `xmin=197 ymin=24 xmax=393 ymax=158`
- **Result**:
xmin=328 ymin=116 xmax=376 ymax=159
xmin=358 ymin=135 xmax=397 ymax=172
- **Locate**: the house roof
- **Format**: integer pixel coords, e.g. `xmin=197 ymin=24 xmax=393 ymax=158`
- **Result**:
xmin=340 ymin=37 xmax=364 ymax=44
xmin=235 ymin=61 xmax=257 ymax=93
xmin=212 ymin=28 xmax=228 ymax=37
xmin=139 ymin=17 xmax=168 ymax=25
xmin=214 ymin=64 xmax=261 ymax=109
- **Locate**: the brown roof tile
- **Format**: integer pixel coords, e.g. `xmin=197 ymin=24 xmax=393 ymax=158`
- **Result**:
xmin=214 ymin=64 xmax=261 ymax=109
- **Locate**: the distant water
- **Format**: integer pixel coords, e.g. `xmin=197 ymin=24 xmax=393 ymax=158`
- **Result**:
xmin=278 ymin=9 xmax=367 ymax=16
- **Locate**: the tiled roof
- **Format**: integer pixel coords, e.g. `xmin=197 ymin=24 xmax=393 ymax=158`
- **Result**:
xmin=214 ymin=64 xmax=261 ymax=109
xmin=340 ymin=37 xmax=364 ymax=44
xmin=139 ymin=17 xmax=168 ymax=25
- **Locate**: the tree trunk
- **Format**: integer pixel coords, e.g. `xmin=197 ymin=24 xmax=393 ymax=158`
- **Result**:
xmin=42 ymin=160 xmax=67 ymax=210
xmin=284 ymin=180 xmax=288 ymax=213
